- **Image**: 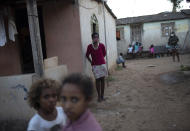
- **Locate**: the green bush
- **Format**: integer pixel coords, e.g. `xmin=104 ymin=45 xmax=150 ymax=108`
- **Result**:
xmin=180 ymin=65 xmax=190 ymax=71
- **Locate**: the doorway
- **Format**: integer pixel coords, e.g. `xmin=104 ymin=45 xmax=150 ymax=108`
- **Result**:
xmin=15 ymin=7 xmax=46 ymax=74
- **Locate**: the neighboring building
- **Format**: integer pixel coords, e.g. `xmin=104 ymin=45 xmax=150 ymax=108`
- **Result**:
xmin=116 ymin=9 xmax=190 ymax=55
xmin=0 ymin=0 xmax=117 ymax=130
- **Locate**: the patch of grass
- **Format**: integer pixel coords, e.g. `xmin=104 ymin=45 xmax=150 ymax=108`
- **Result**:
xmin=180 ymin=65 xmax=190 ymax=71
xmin=106 ymin=76 xmax=115 ymax=82
xmin=115 ymin=65 xmax=123 ymax=71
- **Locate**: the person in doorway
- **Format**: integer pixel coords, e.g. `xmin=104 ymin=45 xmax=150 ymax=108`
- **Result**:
xmin=86 ymin=32 xmax=107 ymax=102
xmin=27 ymin=79 xmax=67 ymax=131
xmin=116 ymin=53 xmax=126 ymax=68
xmin=59 ymin=73 xmax=102 ymax=131
xmin=168 ymin=31 xmax=180 ymax=62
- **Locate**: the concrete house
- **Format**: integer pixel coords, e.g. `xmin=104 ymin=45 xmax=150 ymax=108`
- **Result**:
xmin=0 ymin=0 xmax=117 ymax=130
xmin=116 ymin=9 xmax=190 ymax=55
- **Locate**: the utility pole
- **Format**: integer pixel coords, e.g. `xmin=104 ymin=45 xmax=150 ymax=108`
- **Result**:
xmin=26 ymin=0 xmax=44 ymax=77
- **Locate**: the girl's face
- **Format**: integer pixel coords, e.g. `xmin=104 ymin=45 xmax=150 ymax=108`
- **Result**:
xmin=39 ymin=88 xmax=57 ymax=113
xmin=92 ymin=35 xmax=99 ymax=44
xmin=60 ymin=83 xmax=88 ymax=122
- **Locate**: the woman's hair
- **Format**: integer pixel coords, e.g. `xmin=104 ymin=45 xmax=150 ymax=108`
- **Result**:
xmin=28 ymin=79 xmax=60 ymax=110
xmin=91 ymin=32 xmax=99 ymax=38
xmin=60 ymin=73 xmax=94 ymax=101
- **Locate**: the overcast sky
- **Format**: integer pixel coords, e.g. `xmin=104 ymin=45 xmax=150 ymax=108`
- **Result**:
xmin=107 ymin=0 xmax=190 ymax=18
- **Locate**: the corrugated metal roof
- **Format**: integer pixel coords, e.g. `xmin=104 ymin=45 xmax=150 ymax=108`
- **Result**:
xmin=117 ymin=9 xmax=190 ymax=25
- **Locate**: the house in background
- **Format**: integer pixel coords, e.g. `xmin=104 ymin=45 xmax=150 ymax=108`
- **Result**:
xmin=0 ymin=0 xmax=117 ymax=130
xmin=116 ymin=9 xmax=190 ymax=55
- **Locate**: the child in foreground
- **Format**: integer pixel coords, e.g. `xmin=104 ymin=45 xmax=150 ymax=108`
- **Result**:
xmin=59 ymin=73 xmax=102 ymax=131
xmin=27 ymin=79 xmax=67 ymax=131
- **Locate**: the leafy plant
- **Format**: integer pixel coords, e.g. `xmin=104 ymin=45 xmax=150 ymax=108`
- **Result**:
xmin=106 ymin=76 xmax=115 ymax=82
xmin=180 ymin=65 xmax=190 ymax=71
xmin=168 ymin=0 xmax=183 ymax=12
xmin=115 ymin=65 xmax=123 ymax=71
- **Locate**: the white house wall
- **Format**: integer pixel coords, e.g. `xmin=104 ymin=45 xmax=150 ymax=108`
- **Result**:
xmin=118 ymin=18 xmax=190 ymax=53
xmin=117 ymin=25 xmax=131 ymax=55
xmin=143 ymin=22 xmax=167 ymax=50
xmin=78 ymin=0 xmax=117 ymax=75
xmin=0 ymin=74 xmax=35 ymax=121
xmin=143 ymin=19 xmax=190 ymax=50
xmin=0 ymin=66 xmax=68 ymax=128
xmin=104 ymin=4 xmax=118 ymax=69
xmin=175 ymin=19 xmax=190 ymax=51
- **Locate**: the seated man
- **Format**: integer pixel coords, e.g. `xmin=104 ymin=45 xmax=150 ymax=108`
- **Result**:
xmin=116 ymin=53 xmax=126 ymax=68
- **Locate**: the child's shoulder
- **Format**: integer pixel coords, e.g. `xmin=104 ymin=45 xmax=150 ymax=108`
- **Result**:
xmin=84 ymin=110 xmax=102 ymax=131
xmin=29 ymin=113 xmax=41 ymax=122
xmin=99 ymin=43 xmax=105 ymax=46
xmin=88 ymin=44 xmax=93 ymax=47
xmin=56 ymin=106 xmax=66 ymax=116
xmin=56 ymin=106 xmax=63 ymax=111
xmin=56 ymin=106 xmax=67 ymax=123
xmin=27 ymin=114 xmax=41 ymax=130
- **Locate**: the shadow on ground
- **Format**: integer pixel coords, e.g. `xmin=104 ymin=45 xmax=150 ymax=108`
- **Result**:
xmin=159 ymin=71 xmax=190 ymax=85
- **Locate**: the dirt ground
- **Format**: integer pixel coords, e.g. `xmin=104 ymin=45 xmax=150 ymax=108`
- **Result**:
xmin=90 ymin=54 xmax=190 ymax=131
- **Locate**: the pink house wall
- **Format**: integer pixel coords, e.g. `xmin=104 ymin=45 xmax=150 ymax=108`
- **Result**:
xmin=43 ymin=1 xmax=83 ymax=73
xmin=0 ymin=42 xmax=22 ymax=76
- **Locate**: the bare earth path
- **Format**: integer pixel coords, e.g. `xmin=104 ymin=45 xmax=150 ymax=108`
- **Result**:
xmin=91 ymin=54 xmax=190 ymax=131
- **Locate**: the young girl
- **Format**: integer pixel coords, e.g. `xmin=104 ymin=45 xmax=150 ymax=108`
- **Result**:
xmin=59 ymin=73 xmax=102 ymax=131
xmin=86 ymin=32 xmax=107 ymax=102
xmin=27 ymin=79 xmax=67 ymax=131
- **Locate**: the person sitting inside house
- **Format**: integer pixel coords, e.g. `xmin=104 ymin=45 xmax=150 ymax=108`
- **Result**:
xmin=116 ymin=53 xmax=126 ymax=68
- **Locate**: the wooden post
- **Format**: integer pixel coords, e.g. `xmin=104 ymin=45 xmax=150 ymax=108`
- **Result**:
xmin=26 ymin=0 xmax=44 ymax=77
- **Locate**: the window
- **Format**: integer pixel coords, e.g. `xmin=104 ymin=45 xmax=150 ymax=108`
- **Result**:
xmin=116 ymin=30 xmax=121 ymax=40
xmin=91 ymin=14 xmax=99 ymax=34
xmin=161 ymin=22 xmax=175 ymax=37
xmin=116 ymin=27 xmax=124 ymax=40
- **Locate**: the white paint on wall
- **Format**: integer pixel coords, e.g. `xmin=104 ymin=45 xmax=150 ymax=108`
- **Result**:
xmin=0 ymin=66 xmax=68 ymax=121
xmin=143 ymin=22 xmax=164 ymax=50
xmin=117 ymin=25 xmax=131 ymax=55
xmin=0 ymin=74 xmax=35 ymax=120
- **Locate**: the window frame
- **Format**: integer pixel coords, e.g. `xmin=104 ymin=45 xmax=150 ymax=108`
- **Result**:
xmin=91 ymin=14 xmax=99 ymax=34
xmin=116 ymin=27 xmax=124 ymax=41
xmin=161 ymin=22 xmax=175 ymax=37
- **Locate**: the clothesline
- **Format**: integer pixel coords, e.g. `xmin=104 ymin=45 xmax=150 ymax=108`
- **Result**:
xmin=0 ymin=7 xmax=18 ymax=47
